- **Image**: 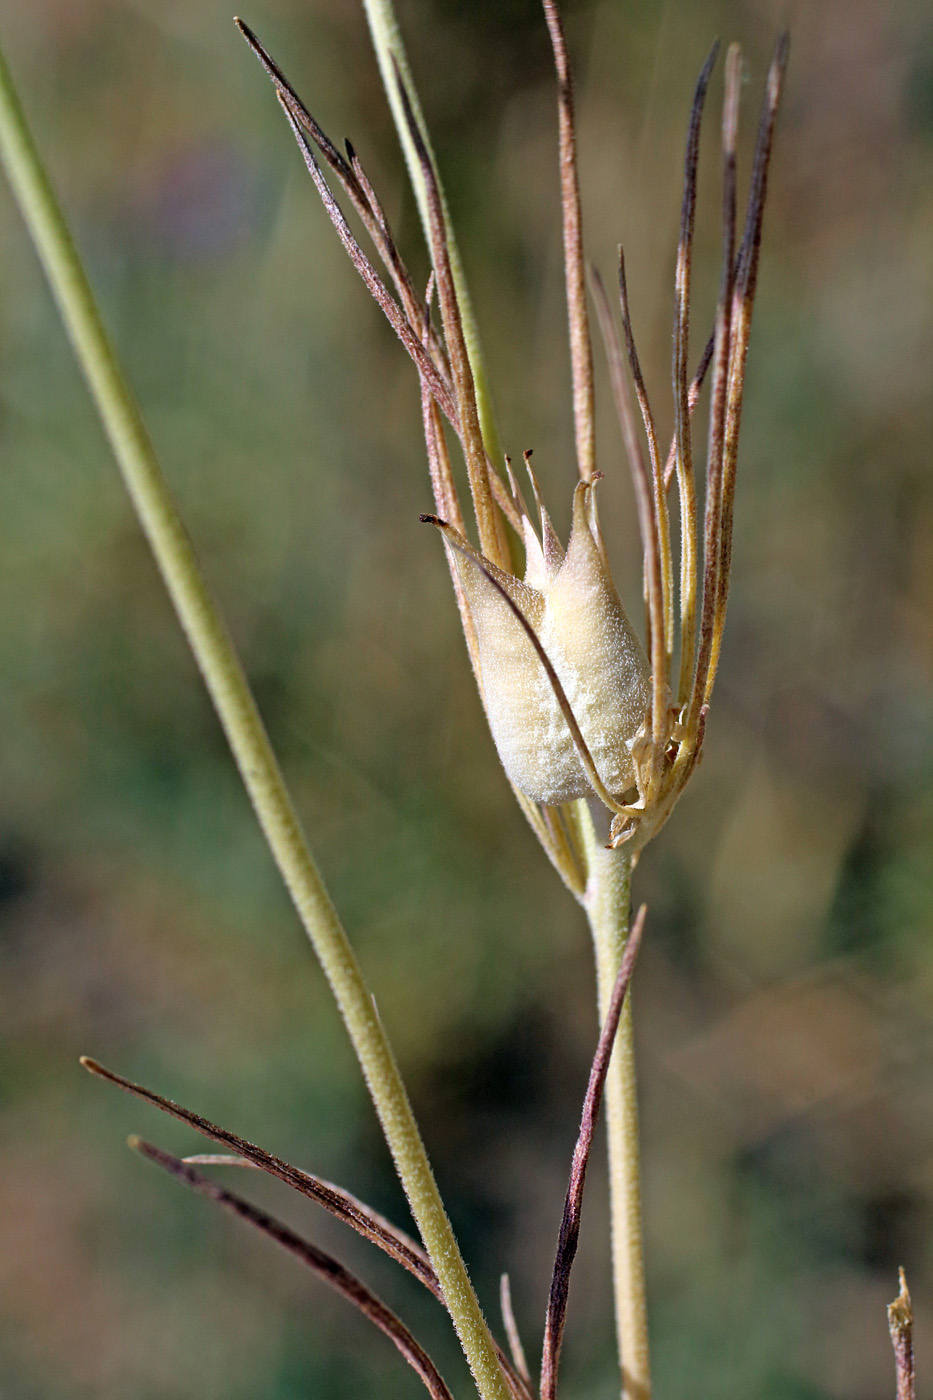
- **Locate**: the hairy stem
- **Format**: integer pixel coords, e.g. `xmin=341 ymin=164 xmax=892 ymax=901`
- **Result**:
xmin=581 ymin=816 xmax=650 ymax=1400
xmin=361 ymin=0 xmax=502 ymax=468
xmin=0 ymin=36 xmax=508 ymax=1400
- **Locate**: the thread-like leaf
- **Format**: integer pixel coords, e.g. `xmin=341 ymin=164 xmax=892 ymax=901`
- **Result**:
xmin=392 ymin=63 xmax=510 ymax=569
xmin=82 ymin=1058 xmax=532 ymax=1400
xmin=81 ymin=1058 xmax=437 ymax=1292
xmin=361 ymin=0 xmax=503 ymax=466
xmin=707 ymin=33 xmax=790 ymax=697
xmin=542 ymin=0 xmax=596 ymax=483
xmin=540 ymin=905 xmax=647 ymax=1400
xmin=672 ymin=42 xmax=719 ymax=706
xmin=130 ymin=1137 xmax=455 ymax=1400
xmin=236 ymin=21 xmax=458 ymax=429
xmin=689 ymin=43 xmax=741 ymax=733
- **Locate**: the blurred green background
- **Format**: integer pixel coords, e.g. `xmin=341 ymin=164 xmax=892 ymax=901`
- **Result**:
xmin=0 ymin=0 xmax=931 ymax=1396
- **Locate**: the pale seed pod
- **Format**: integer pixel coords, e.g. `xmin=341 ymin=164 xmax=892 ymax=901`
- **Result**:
xmin=438 ymin=478 xmax=652 ymax=806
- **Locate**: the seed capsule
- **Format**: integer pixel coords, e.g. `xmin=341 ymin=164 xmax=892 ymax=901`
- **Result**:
xmin=435 ymin=477 xmax=652 ymax=806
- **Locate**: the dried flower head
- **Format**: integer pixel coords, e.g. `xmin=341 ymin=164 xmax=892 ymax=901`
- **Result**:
xmin=236 ymin=9 xmax=787 ymax=888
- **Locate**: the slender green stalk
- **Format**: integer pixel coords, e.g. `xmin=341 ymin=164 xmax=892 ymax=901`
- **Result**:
xmin=361 ymin=0 xmax=502 ymax=469
xmin=581 ymin=815 xmax=650 ymax=1400
xmin=0 ymin=36 xmax=509 ymax=1400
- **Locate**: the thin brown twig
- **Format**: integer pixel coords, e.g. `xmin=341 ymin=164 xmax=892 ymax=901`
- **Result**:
xmin=888 ymin=1269 xmax=915 ymax=1400
xmin=705 ymin=32 xmax=789 ymax=700
xmin=276 ymin=95 xmax=459 ymax=427
xmin=236 ymin=23 xmax=469 ymax=440
xmin=345 ymin=137 xmax=451 ymax=376
xmin=687 ymin=43 xmax=740 ymax=733
xmin=735 ymin=32 xmax=790 ymax=304
xmin=237 ymin=18 xmax=528 ymax=552
xmin=237 ymin=21 xmax=512 ymax=555
xmin=540 ymin=905 xmax=647 ymax=1400
xmin=238 ymin=28 xmax=519 ymax=546
xmin=130 ymin=1137 xmax=455 ymax=1400
xmin=237 ymin=23 xmax=424 ymax=349
xmin=542 ymin=0 xmax=596 ymax=482
xmin=343 ymin=154 xmax=515 ymax=545
xmin=237 ymin=22 xmax=351 ymax=184
xmin=81 ymin=1058 xmax=437 ymax=1289
xmin=83 ymin=1058 xmax=532 ymax=1400
xmin=672 ymin=41 xmax=719 ymax=707
xmin=237 ymin=18 xmax=475 ymax=435
xmin=392 ymin=62 xmax=510 ymax=569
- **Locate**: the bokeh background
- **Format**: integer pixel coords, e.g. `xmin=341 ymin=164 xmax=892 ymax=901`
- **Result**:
xmin=0 ymin=0 xmax=931 ymax=1396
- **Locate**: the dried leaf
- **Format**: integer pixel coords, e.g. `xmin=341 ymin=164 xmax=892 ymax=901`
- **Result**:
xmin=130 ymin=1136 xmax=454 ymax=1400
xmin=540 ymin=906 xmax=646 ymax=1400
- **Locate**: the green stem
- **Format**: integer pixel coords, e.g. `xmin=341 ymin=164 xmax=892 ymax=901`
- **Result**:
xmin=361 ymin=0 xmax=502 ymax=468
xmin=581 ymin=816 xmax=651 ymax=1400
xmin=0 ymin=35 xmax=508 ymax=1400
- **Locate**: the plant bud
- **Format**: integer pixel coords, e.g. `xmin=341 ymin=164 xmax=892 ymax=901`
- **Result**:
xmin=442 ymin=478 xmax=652 ymax=806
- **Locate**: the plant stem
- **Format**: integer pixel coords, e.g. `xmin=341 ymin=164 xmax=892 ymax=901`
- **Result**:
xmin=581 ymin=815 xmax=651 ymax=1400
xmin=0 ymin=35 xmax=509 ymax=1400
xmin=361 ymin=0 xmax=502 ymax=469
